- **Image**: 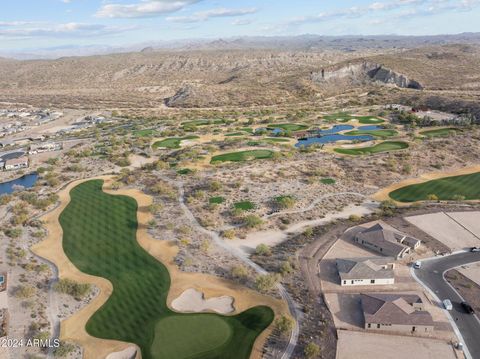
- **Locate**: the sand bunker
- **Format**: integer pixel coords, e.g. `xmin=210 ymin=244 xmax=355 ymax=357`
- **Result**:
xmin=171 ymin=288 xmax=235 ymax=314
xmin=106 ymin=346 xmax=137 ymax=359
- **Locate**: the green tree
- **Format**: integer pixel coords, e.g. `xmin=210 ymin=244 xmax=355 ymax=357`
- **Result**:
xmin=255 ymin=243 xmax=271 ymax=256
xmin=275 ymin=315 xmax=294 ymax=336
xmin=245 ymin=215 xmax=263 ymax=228
xmin=304 ymin=342 xmax=321 ymax=358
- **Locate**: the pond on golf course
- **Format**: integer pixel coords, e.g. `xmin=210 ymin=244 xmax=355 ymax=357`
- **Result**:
xmin=318 ymin=125 xmax=354 ymax=134
xmin=357 ymin=125 xmax=385 ymax=131
xmin=0 ymin=172 xmax=38 ymax=195
xmin=295 ymin=134 xmax=374 ymax=147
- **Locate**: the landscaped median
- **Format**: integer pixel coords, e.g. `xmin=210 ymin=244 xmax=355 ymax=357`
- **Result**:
xmin=333 ymin=141 xmax=409 ymax=155
xmin=32 ymin=177 xmax=285 ymax=359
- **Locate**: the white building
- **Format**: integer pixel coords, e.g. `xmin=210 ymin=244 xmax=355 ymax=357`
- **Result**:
xmin=336 ymin=257 xmax=395 ymax=286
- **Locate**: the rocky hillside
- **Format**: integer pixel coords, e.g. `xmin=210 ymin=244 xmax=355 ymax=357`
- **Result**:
xmin=0 ymin=44 xmax=478 ymax=109
xmin=312 ymin=61 xmax=422 ymax=89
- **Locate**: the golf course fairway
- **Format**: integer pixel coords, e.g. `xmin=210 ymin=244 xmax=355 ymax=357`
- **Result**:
xmin=389 ymin=171 xmax=480 ymax=202
xmin=59 ymin=180 xmax=273 ymax=359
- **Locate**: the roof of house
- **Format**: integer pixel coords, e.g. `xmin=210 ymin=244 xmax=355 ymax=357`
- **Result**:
xmin=356 ymin=222 xmax=412 ymax=256
xmin=5 ymin=156 xmax=28 ymax=166
xmin=336 ymin=257 xmax=395 ymax=280
xmin=361 ymin=293 xmax=434 ymax=327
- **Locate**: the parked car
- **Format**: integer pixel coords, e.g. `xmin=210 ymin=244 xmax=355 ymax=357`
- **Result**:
xmin=470 ymin=247 xmax=480 ymax=252
xmin=461 ymin=301 xmax=475 ymax=314
xmin=443 ymin=299 xmax=453 ymax=311
xmin=414 ymin=261 xmax=422 ymax=269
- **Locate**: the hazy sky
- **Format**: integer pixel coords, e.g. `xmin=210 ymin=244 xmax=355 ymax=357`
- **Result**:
xmin=1 ymin=0 xmax=479 ymax=50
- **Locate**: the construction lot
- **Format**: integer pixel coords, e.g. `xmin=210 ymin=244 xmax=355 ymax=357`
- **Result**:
xmin=336 ymin=330 xmax=459 ymax=359
xmin=405 ymin=212 xmax=480 ymax=251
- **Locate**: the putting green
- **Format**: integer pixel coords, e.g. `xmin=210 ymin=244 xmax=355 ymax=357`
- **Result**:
xmin=419 ymin=128 xmax=461 ymax=137
xmin=323 ymin=113 xmax=385 ymax=124
xmin=344 ymin=129 xmax=398 ymax=138
xmin=334 ymin=141 xmax=409 ymax=155
xmin=59 ymin=180 xmax=273 ymax=359
xmin=211 ymin=150 xmax=273 ymax=163
xmin=267 ymin=123 xmax=308 ymax=131
xmin=152 ymin=136 xmax=199 ymax=149
xmin=389 ymin=172 xmax=480 ymax=202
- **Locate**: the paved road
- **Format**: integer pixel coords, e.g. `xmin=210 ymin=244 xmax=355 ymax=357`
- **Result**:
xmin=413 ymin=251 xmax=480 ymax=359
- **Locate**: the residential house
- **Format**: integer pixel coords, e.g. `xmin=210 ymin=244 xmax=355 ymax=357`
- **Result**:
xmin=354 ymin=222 xmax=421 ymax=259
xmin=336 ymin=257 xmax=395 ymax=286
xmin=361 ymin=293 xmax=434 ymax=334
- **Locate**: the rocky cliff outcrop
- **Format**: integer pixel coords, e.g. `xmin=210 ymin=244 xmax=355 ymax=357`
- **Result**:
xmin=312 ymin=61 xmax=423 ymax=90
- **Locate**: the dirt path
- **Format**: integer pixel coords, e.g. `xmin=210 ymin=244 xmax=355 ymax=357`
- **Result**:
xmin=166 ymin=177 xmax=300 ymax=359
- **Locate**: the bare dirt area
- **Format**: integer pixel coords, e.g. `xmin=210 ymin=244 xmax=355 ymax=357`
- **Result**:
xmin=456 ymin=261 xmax=480 ymax=286
xmin=405 ymin=212 xmax=480 ymax=251
xmin=445 ymin=269 xmax=480 ymax=314
xmin=336 ymin=330 xmax=459 ymax=359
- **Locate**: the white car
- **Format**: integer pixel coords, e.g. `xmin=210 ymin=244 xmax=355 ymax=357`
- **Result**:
xmin=443 ymin=299 xmax=453 ymax=311
xmin=414 ymin=261 xmax=422 ymax=269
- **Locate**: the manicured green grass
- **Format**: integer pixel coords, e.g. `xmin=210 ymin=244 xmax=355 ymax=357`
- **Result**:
xmin=59 ymin=180 xmax=273 ymax=359
xmin=419 ymin=128 xmax=462 ymax=138
xmin=152 ymin=136 xmax=199 ymax=149
xmin=264 ymin=137 xmax=291 ymax=143
xmin=267 ymin=123 xmax=308 ymax=131
xmin=344 ymin=129 xmax=398 ymax=138
xmin=181 ymin=119 xmax=229 ymax=127
xmin=225 ymin=132 xmax=245 ymax=137
xmin=234 ymin=201 xmax=255 ymax=211
xmin=320 ymin=178 xmax=336 ymax=185
xmin=323 ymin=113 xmax=385 ymax=124
xmin=209 ymin=196 xmax=225 ymax=204
xmin=177 ymin=168 xmax=193 ymax=175
xmin=389 ymin=172 xmax=480 ymax=202
xmin=334 ymin=141 xmax=409 ymax=155
xmin=134 ymin=129 xmax=156 ymax=137
xmin=240 ymin=127 xmax=254 ymax=134
xmin=211 ymin=150 xmax=273 ymax=163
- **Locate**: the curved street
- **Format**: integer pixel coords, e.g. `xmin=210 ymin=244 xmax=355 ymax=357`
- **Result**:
xmin=413 ymin=251 xmax=480 ymax=359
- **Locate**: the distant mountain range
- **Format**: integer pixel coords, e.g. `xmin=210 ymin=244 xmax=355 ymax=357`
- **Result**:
xmin=2 ymin=33 xmax=480 ymax=60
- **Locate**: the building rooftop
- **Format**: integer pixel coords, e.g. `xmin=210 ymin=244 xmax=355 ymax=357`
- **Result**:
xmin=361 ymin=293 xmax=434 ymax=327
xmin=336 ymin=257 xmax=395 ymax=280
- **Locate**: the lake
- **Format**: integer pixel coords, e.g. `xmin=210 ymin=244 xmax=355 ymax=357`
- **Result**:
xmin=295 ymin=134 xmax=374 ymax=147
xmin=0 ymin=172 xmax=39 ymax=195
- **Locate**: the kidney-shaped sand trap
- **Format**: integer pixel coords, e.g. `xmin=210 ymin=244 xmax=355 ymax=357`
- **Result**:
xmin=171 ymin=288 xmax=235 ymax=314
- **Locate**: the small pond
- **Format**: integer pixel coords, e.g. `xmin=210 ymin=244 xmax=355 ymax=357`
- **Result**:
xmin=357 ymin=125 xmax=385 ymax=131
xmin=0 ymin=172 xmax=38 ymax=195
xmin=295 ymin=134 xmax=374 ymax=147
xmin=318 ymin=125 xmax=354 ymax=135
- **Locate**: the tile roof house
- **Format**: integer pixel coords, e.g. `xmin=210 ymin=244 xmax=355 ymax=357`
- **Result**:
xmin=361 ymin=293 xmax=434 ymax=334
xmin=354 ymin=222 xmax=421 ymax=259
xmin=336 ymin=257 xmax=395 ymax=286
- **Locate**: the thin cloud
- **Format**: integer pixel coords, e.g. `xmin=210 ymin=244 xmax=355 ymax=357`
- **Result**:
xmin=96 ymin=0 xmax=202 ymax=19
xmin=167 ymin=7 xmax=257 ymax=23
xmin=286 ymin=0 xmax=478 ymax=26
xmin=0 ymin=22 xmax=135 ymax=38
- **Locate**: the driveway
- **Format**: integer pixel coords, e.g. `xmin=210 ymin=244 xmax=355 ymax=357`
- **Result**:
xmin=413 ymin=251 xmax=480 ymax=359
